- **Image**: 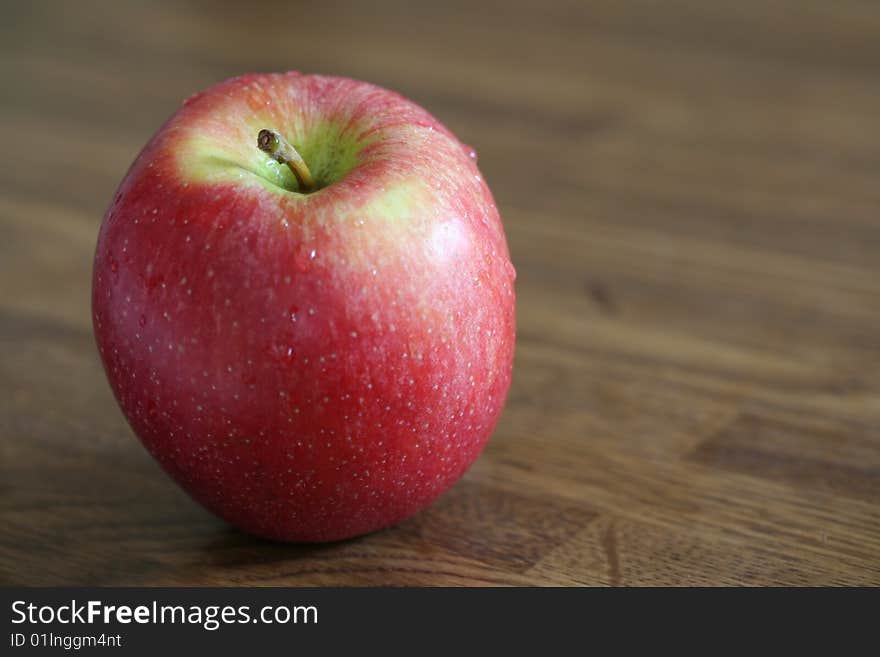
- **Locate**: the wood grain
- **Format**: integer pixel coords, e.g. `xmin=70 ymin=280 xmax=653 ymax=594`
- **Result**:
xmin=1 ymin=0 xmax=879 ymax=586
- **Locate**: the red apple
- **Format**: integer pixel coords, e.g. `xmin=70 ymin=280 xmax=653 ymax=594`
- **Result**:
xmin=92 ymin=72 xmax=516 ymax=542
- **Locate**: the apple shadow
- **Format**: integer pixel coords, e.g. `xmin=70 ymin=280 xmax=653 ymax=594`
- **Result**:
xmin=197 ymin=525 xmax=351 ymax=566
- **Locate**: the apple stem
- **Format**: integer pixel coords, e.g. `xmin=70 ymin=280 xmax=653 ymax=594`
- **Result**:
xmin=257 ymin=129 xmax=316 ymax=193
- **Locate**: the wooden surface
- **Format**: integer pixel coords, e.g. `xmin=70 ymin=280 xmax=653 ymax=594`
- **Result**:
xmin=2 ymin=0 xmax=879 ymax=586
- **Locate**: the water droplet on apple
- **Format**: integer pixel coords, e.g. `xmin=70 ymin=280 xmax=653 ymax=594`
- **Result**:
xmin=294 ymin=245 xmax=313 ymax=272
xmin=288 ymin=304 xmax=299 ymax=322
xmin=139 ymin=314 xmax=147 ymax=328
xmin=182 ymin=91 xmax=201 ymax=106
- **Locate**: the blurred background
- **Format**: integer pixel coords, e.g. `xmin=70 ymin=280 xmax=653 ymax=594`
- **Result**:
xmin=1 ymin=0 xmax=878 ymax=585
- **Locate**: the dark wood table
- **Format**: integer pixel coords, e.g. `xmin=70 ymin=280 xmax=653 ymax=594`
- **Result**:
xmin=2 ymin=0 xmax=879 ymax=586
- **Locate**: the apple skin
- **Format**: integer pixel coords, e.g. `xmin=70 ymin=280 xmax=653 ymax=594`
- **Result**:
xmin=92 ymin=72 xmax=515 ymax=542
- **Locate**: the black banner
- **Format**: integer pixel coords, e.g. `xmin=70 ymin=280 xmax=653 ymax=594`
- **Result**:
xmin=1 ymin=587 xmax=872 ymax=654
